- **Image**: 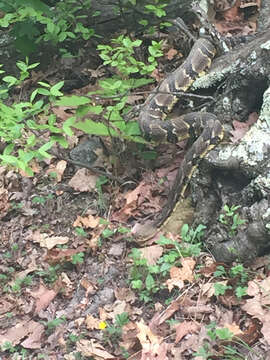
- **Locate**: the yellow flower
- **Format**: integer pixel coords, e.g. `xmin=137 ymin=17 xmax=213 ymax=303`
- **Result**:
xmin=99 ymin=321 xmax=107 ymax=330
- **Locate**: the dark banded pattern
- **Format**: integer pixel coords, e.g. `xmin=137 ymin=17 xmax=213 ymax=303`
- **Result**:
xmin=135 ymin=38 xmax=224 ymax=241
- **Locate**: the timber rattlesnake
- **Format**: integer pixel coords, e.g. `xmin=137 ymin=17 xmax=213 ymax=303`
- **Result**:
xmin=135 ymin=38 xmax=224 ymax=241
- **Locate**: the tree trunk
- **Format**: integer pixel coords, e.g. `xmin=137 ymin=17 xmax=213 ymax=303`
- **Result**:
xmin=189 ymin=28 xmax=270 ymax=262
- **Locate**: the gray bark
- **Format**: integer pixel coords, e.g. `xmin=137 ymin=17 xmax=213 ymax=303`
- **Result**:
xmin=189 ymin=28 xmax=270 ymax=262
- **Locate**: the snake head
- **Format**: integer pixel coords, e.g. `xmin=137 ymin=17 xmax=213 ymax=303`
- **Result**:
xmin=131 ymin=222 xmax=159 ymax=244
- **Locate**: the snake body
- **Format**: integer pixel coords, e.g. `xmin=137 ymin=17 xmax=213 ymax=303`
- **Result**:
xmin=136 ymin=38 xmax=224 ymax=240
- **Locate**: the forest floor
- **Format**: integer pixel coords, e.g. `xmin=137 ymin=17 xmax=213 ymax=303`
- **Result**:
xmin=1 ymin=0 xmax=270 ymax=359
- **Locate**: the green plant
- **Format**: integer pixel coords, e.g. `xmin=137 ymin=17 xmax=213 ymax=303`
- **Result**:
xmin=3 ymin=275 xmax=33 ymax=293
xmin=157 ymin=223 xmax=206 ymax=259
xmin=1 ymin=341 xmax=17 ymax=354
xmin=129 ymin=248 xmax=161 ymax=303
xmin=0 ymin=0 xmax=96 ymax=56
xmin=0 ymin=267 xmax=14 ymax=287
xmin=42 ymin=316 xmax=66 ymax=334
xmin=67 ymin=332 xmax=85 ymax=352
xmin=98 ymin=35 xmax=162 ymax=76
xmin=3 ymin=244 xmax=18 ymax=259
xmin=129 ymin=224 xmax=206 ymax=302
xmin=62 ymin=34 xmax=164 ymax=145
xmin=214 ymin=282 xmax=232 ymax=296
xmin=11 ymin=201 xmax=24 ymax=210
xmin=0 ymin=58 xmax=69 ymax=175
xmin=214 ymin=264 xmax=248 ymax=299
xmin=100 ymin=224 xmax=131 ymax=241
xmin=5 ymin=312 xmax=13 ymax=318
xmin=194 ymin=322 xmax=255 ymax=359
xmin=0 ymin=341 xmax=28 ymax=360
xmin=32 ymin=194 xmax=54 ymax=205
xmin=68 ymin=333 xmax=81 ymax=344
xmin=219 ymin=205 xmax=246 ymax=237
xmin=144 ymin=3 xmax=167 ymax=18
xmin=36 ymin=264 xmax=61 ymax=283
xmin=103 ymin=312 xmax=129 ymax=344
xmin=0 ymin=3 xmax=173 ymax=177
xmin=96 ymin=175 xmax=109 ymax=213
xmin=0 ymin=39 xmax=157 ymax=175
xmin=71 ymin=252 xmax=85 ymax=265
xmin=75 ymin=227 xmax=87 ymax=237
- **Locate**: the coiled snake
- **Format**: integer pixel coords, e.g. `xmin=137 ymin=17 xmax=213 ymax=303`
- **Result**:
xmin=134 ymin=37 xmax=224 ymax=241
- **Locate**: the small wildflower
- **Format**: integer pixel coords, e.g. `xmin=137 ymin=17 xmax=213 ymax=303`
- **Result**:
xmin=99 ymin=321 xmax=107 ymax=330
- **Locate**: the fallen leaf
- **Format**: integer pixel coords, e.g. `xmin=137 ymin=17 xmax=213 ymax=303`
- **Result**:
xmin=46 ymin=160 xmax=67 ymax=182
xmin=115 ymin=287 xmax=136 ymax=303
xmin=223 ymin=322 xmax=243 ymax=336
xmin=139 ymin=245 xmax=163 ymax=266
xmin=30 ymin=283 xmax=58 ymax=314
xmin=166 ymin=258 xmax=196 ymax=291
xmin=0 ymin=320 xmax=45 ymax=349
xmin=46 ymin=245 xmax=86 ymax=264
xmin=246 ymin=280 xmax=260 ymax=296
xmin=260 ymin=313 xmax=270 ymax=345
xmin=241 ymin=295 xmax=264 ymax=318
xmin=32 ymin=231 xmax=69 ymax=249
xmin=76 ymin=339 xmax=114 ymax=359
xmin=166 ymin=48 xmax=178 ymax=60
xmin=73 ymin=214 xmax=100 ymax=228
xmin=0 ymin=298 xmax=14 ymax=315
xmin=69 ymin=168 xmax=99 ymax=192
xmin=80 ymin=278 xmax=97 ymax=295
xmin=85 ymin=314 xmax=100 ymax=330
xmin=174 ymin=321 xmax=200 ymax=343
xmin=21 ymin=322 xmax=45 ymax=349
xmin=59 ymin=272 xmax=74 ymax=297
xmin=0 ymin=188 xmax=10 ymax=219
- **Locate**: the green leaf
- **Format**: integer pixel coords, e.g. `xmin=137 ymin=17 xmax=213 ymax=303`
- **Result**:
xmin=214 ymin=283 xmax=231 ymax=296
xmin=51 ymin=135 xmax=68 ymax=148
xmin=181 ymin=224 xmax=189 ymax=239
xmin=73 ymin=119 xmax=111 ymax=136
xmin=139 ymin=19 xmax=148 ymax=26
xmin=0 ymin=154 xmax=18 ymax=166
xmin=235 ymin=286 xmax=247 ymax=298
xmin=3 ymin=143 xmax=14 ymax=155
xmin=102 ymin=229 xmax=114 ymax=238
xmin=50 ymin=81 xmax=64 ymax=96
xmin=58 ymin=32 xmax=67 ymax=42
xmin=55 ymin=95 xmax=91 ymax=107
xmin=28 ymin=62 xmax=40 ymax=69
xmin=38 ymin=81 xmax=50 ymax=88
xmin=215 ymin=328 xmax=233 ymax=341
xmin=47 ymin=21 xmax=56 ymax=34
xmin=62 ymin=116 xmax=75 ymax=136
xmin=76 ymin=104 xmax=103 ymax=117
xmin=37 ymin=88 xmax=50 ymax=96
xmin=124 ymin=122 xmax=141 ymax=136
xmin=38 ymin=141 xmax=54 ymax=158
xmin=30 ymin=89 xmax=38 ymax=102
xmin=2 ymin=76 xmax=17 ymax=87
xmin=145 ymin=274 xmax=155 ymax=291
xmin=26 ymin=134 xmax=36 ymax=147
xmin=66 ymin=32 xmax=76 ymax=39
xmin=131 ymin=279 xmax=143 ymax=289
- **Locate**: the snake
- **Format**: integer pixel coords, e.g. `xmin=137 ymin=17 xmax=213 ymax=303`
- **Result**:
xmin=134 ymin=37 xmax=224 ymax=241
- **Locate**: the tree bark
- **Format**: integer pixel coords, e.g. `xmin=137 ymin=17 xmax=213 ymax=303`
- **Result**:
xmin=188 ymin=28 xmax=270 ymax=262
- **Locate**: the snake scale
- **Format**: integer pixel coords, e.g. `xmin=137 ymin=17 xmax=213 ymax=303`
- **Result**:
xmin=135 ymin=37 xmax=224 ymax=241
